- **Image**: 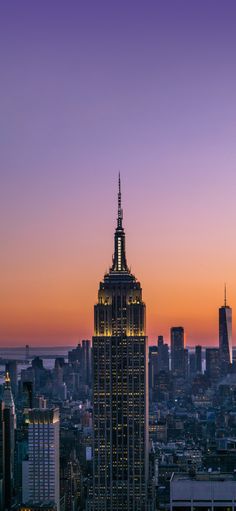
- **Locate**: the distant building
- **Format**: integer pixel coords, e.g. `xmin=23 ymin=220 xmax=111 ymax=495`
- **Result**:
xmin=219 ymin=286 xmax=232 ymax=375
xmin=22 ymin=408 xmax=60 ymax=511
xmin=171 ymin=327 xmax=185 ymax=377
xmin=205 ymin=348 xmax=220 ymax=382
xmin=170 ymin=472 xmax=236 ymax=510
xmin=82 ymin=339 xmax=92 ymax=386
xmin=6 ymin=361 xmax=18 ymax=398
xmin=22 ymin=381 xmax=34 ymax=409
xmin=68 ymin=340 xmax=92 ymax=386
xmin=149 ymin=346 xmax=158 ymax=394
xmin=157 ymin=336 xmax=169 ymax=372
xmin=195 ymin=345 xmax=202 ymax=374
xmin=184 ymin=348 xmax=189 ymax=378
xmin=189 ymin=353 xmax=196 ymax=377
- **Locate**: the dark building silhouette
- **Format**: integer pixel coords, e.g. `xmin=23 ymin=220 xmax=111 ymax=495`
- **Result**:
xmin=189 ymin=353 xmax=196 ymax=377
xmin=157 ymin=336 xmax=169 ymax=373
xmin=68 ymin=340 xmax=92 ymax=386
xmin=171 ymin=327 xmax=185 ymax=377
xmin=6 ymin=361 xmax=18 ymax=398
xmin=82 ymin=339 xmax=92 ymax=386
xmin=0 ymin=401 xmax=5 ymax=509
xmin=195 ymin=345 xmax=202 ymax=374
xmin=219 ymin=286 xmax=232 ymax=375
xmin=92 ymin=176 xmax=148 ymax=510
xmin=184 ymin=348 xmax=189 ymax=378
xmin=149 ymin=346 xmax=158 ymax=394
xmin=3 ymin=372 xmax=16 ymax=510
xmin=22 ymin=381 xmax=33 ymax=409
xmin=206 ymin=348 xmax=220 ymax=382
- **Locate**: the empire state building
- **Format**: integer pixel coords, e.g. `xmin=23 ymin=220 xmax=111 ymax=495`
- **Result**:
xmin=92 ymin=176 xmax=149 ymax=510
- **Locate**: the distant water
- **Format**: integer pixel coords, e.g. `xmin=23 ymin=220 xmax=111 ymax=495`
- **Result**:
xmin=0 ymin=346 xmax=75 ymax=385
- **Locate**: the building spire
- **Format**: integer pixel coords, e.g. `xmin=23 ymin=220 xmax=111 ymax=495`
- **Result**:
xmin=224 ymin=283 xmax=227 ymax=307
xmin=111 ymin=174 xmax=128 ymax=272
xmin=117 ymin=172 xmax=123 ymax=228
xmin=3 ymin=370 xmax=15 ymax=412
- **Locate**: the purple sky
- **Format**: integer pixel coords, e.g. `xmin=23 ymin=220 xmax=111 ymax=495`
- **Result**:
xmin=1 ymin=1 xmax=236 ymax=346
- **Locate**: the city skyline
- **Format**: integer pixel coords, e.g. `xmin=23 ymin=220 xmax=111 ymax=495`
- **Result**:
xmin=1 ymin=1 xmax=236 ymax=346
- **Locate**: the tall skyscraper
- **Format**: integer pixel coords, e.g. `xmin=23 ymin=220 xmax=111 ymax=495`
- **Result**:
xmin=82 ymin=339 xmax=92 ymax=386
xmin=195 ymin=345 xmax=202 ymax=374
xmin=149 ymin=346 xmax=158 ymax=398
xmin=157 ymin=336 xmax=169 ymax=373
xmin=92 ymin=176 xmax=148 ymax=510
xmin=0 ymin=401 xmax=5 ymax=510
xmin=6 ymin=361 xmax=18 ymax=398
xmin=205 ymin=348 xmax=220 ymax=382
xmin=171 ymin=327 xmax=185 ymax=377
xmin=22 ymin=408 xmax=60 ymax=510
xmin=219 ymin=285 xmax=232 ymax=375
xmin=3 ymin=372 xmax=16 ymax=510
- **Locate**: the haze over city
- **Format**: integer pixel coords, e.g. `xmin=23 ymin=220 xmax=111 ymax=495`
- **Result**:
xmin=1 ymin=1 xmax=236 ymax=346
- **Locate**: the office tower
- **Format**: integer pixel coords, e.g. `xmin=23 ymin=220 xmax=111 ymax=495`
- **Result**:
xmin=25 ymin=344 xmax=30 ymax=360
xmin=68 ymin=340 xmax=92 ymax=386
xmin=68 ymin=343 xmax=82 ymax=363
xmin=6 ymin=360 xmax=18 ymax=398
xmin=149 ymin=346 xmax=158 ymax=392
xmin=195 ymin=345 xmax=202 ymax=374
xmin=219 ymin=286 xmax=232 ymax=375
xmin=205 ymin=348 xmax=220 ymax=382
xmin=82 ymin=339 xmax=92 ymax=386
xmin=157 ymin=336 xmax=169 ymax=373
xmin=189 ymin=353 xmax=196 ymax=377
xmin=22 ymin=381 xmax=34 ymax=409
xmin=33 ymin=395 xmax=47 ymax=409
xmin=92 ymin=176 xmax=148 ymax=510
xmin=54 ymin=358 xmax=64 ymax=385
xmin=0 ymin=401 xmax=5 ymax=510
xmin=3 ymin=372 xmax=16 ymax=510
xmin=22 ymin=408 xmax=60 ymax=510
xmin=171 ymin=327 xmax=185 ymax=377
xmin=184 ymin=348 xmax=189 ymax=378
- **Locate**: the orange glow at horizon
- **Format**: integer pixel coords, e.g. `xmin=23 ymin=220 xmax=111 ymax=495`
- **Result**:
xmin=1 ymin=218 xmax=235 ymax=347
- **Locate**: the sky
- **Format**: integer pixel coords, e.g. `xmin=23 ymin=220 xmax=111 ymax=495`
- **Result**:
xmin=1 ymin=1 xmax=236 ymax=347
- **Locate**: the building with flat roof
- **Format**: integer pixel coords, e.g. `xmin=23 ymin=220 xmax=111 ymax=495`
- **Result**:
xmin=170 ymin=472 xmax=236 ymax=510
xmin=22 ymin=408 xmax=60 ymax=511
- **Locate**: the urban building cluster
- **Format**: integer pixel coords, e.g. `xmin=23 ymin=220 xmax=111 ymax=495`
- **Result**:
xmin=0 ymin=180 xmax=234 ymax=510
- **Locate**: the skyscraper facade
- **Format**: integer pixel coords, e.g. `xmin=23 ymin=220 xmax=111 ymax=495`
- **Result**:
xmin=195 ymin=345 xmax=202 ymax=374
xmin=149 ymin=346 xmax=158 ymax=397
xmin=6 ymin=361 xmax=18 ymax=398
xmin=92 ymin=177 xmax=149 ymax=510
xmin=0 ymin=401 xmax=5 ymax=510
xmin=171 ymin=327 xmax=185 ymax=377
xmin=22 ymin=408 xmax=60 ymax=510
xmin=3 ymin=372 xmax=16 ymax=510
xmin=219 ymin=287 xmax=232 ymax=375
xmin=157 ymin=336 xmax=169 ymax=373
xmin=206 ymin=348 xmax=220 ymax=382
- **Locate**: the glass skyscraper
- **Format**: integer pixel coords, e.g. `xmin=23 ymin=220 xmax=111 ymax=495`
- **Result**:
xmin=170 ymin=326 xmax=185 ymax=378
xmin=92 ymin=176 xmax=149 ymax=510
xmin=219 ymin=286 xmax=232 ymax=375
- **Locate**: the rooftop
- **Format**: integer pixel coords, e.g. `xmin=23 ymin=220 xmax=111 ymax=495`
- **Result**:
xmin=172 ymin=472 xmax=236 ymax=482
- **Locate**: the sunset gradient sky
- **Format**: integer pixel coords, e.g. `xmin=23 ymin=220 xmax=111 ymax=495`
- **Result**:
xmin=1 ymin=1 xmax=236 ymax=346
